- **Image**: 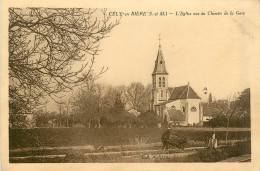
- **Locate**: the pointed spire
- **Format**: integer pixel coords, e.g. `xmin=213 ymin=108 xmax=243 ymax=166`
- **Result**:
xmin=159 ymin=34 xmax=161 ymax=48
xmin=152 ymin=35 xmax=168 ymax=75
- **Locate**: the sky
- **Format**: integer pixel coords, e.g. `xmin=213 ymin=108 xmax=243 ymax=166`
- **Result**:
xmin=41 ymin=6 xmax=260 ymax=111
xmin=90 ymin=10 xmax=254 ymax=102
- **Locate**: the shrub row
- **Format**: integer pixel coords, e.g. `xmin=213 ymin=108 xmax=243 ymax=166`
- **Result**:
xmin=9 ymin=128 xmax=251 ymax=149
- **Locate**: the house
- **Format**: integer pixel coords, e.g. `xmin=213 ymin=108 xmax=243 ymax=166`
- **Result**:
xmin=151 ymin=41 xmax=203 ymax=126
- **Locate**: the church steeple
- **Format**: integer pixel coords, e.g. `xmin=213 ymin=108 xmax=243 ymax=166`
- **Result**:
xmin=151 ymin=35 xmax=169 ymax=110
xmin=152 ymin=35 xmax=168 ymax=75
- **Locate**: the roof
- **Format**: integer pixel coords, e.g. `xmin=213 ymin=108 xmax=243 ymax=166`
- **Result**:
xmin=169 ymin=84 xmax=201 ymax=100
xmin=152 ymin=46 xmax=168 ymax=75
xmin=155 ymin=100 xmax=174 ymax=106
xmin=167 ymin=87 xmax=174 ymax=94
xmin=154 ymin=85 xmax=200 ymax=106
xmin=168 ymin=109 xmax=186 ymax=121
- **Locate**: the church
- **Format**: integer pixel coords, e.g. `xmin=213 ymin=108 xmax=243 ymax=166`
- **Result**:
xmin=151 ymin=41 xmax=203 ymax=126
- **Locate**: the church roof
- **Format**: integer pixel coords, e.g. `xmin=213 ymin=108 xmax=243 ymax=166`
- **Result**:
xmin=154 ymin=100 xmax=174 ymax=106
xmin=154 ymin=84 xmax=201 ymax=106
xmin=169 ymin=84 xmax=201 ymax=100
xmin=152 ymin=45 xmax=168 ymax=75
xmin=167 ymin=87 xmax=174 ymax=93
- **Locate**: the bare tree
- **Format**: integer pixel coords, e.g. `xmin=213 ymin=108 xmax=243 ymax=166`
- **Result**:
xmin=9 ymin=8 xmax=120 ymax=124
xmin=124 ymin=82 xmax=151 ymax=112
xmin=212 ymin=94 xmax=240 ymax=144
xmin=72 ymin=81 xmax=108 ymax=128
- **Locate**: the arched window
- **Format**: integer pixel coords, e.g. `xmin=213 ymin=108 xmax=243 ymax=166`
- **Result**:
xmin=182 ymin=106 xmax=185 ymax=112
xmin=191 ymin=106 xmax=197 ymax=112
xmin=161 ymin=90 xmax=163 ymax=97
xmin=159 ymin=77 xmax=161 ymax=87
xmin=163 ymin=77 xmax=165 ymax=87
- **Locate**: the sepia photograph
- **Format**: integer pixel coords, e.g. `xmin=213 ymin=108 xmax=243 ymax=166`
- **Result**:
xmin=2 ymin=0 xmax=260 ymax=169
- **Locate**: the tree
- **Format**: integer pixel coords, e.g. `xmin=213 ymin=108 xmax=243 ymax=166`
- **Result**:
xmin=139 ymin=110 xmax=163 ymax=128
xmin=208 ymin=93 xmax=213 ymax=104
xmin=236 ymin=88 xmax=251 ymax=127
xmin=140 ymin=84 xmax=153 ymax=112
xmin=238 ymin=88 xmax=250 ymax=114
xmin=72 ymin=81 xmax=109 ymax=128
xmin=105 ymin=92 xmax=126 ymax=127
xmin=211 ymin=95 xmax=240 ymax=144
xmin=124 ymin=82 xmax=151 ymax=112
xmin=9 ymin=8 xmax=120 ymax=125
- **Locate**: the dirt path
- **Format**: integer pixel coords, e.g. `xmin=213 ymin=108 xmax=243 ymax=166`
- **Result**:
xmin=10 ymin=139 xmax=245 ymax=154
xmin=10 ymin=146 xmax=201 ymax=162
xmin=9 ymin=140 xmax=249 ymax=162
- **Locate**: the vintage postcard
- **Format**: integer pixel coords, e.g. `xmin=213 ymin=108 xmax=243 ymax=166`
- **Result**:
xmin=1 ymin=0 xmax=260 ymax=170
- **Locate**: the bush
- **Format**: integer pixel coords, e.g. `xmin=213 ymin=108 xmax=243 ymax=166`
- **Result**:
xmin=192 ymin=140 xmax=251 ymax=162
xmin=9 ymin=128 xmax=251 ymax=149
xmin=139 ymin=110 xmax=163 ymax=128
xmin=208 ymin=115 xmax=227 ymax=127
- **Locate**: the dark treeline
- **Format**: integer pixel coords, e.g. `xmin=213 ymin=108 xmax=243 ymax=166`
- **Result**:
xmin=33 ymin=81 xmax=163 ymax=129
xmin=203 ymin=88 xmax=250 ymax=128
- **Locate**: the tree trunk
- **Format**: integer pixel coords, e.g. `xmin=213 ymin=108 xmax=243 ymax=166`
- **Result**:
xmin=225 ymin=118 xmax=230 ymax=145
xmin=97 ymin=118 xmax=101 ymax=128
xmin=72 ymin=115 xmax=74 ymax=127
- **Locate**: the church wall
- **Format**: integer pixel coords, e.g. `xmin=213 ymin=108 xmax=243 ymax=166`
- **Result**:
xmin=165 ymin=100 xmax=187 ymax=125
xmin=186 ymin=99 xmax=201 ymax=125
xmin=179 ymin=99 xmax=188 ymax=125
xmin=165 ymin=100 xmax=181 ymax=110
xmin=154 ymin=105 xmax=166 ymax=118
xmin=154 ymin=99 xmax=202 ymax=126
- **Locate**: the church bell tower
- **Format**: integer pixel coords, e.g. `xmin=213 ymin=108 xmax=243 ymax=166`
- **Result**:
xmin=151 ymin=35 xmax=168 ymax=110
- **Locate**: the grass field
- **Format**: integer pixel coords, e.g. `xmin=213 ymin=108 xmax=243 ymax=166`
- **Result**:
xmin=10 ymin=140 xmax=251 ymax=163
xmin=9 ymin=127 xmax=251 ymax=149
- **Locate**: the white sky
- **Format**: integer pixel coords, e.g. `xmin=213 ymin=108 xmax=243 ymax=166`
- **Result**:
xmin=91 ymin=10 xmax=254 ymax=102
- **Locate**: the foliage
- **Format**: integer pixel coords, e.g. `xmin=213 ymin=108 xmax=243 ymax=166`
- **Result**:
xmin=237 ymin=88 xmax=250 ymax=114
xmin=10 ymin=128 xmax=251 ymax=149
xmin=110 ymin=93 xmax=125 ymax=113
xmin=204 ymin=88 xmax=251 ymax=128
xmin=34 ymin=109 xmax=72 ymax=128
xmin=208 ymin=93 xmax=213 ymax=104
xmin=208 ymin=115 xmax=228 ymax=127
xmin=192 ymin=140 xmax=251 ymax=162
xmin=139 ymin=110 xmax=163 ymax=127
